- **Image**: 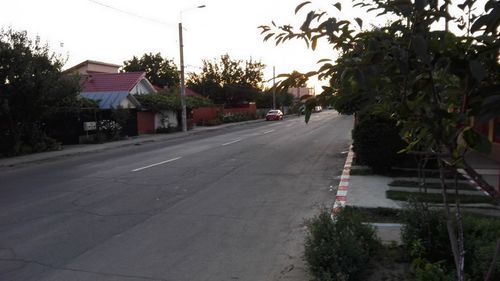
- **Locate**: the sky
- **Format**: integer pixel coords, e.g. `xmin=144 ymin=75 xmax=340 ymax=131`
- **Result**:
xmin=0 ymin=0 xmax=447 ymax=91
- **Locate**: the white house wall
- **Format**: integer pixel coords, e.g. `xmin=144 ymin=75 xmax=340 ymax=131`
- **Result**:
xmin=155 ymin=111 xmax=178 ymax=129
xmin=119 ymin=97 xmax=136 ymax=109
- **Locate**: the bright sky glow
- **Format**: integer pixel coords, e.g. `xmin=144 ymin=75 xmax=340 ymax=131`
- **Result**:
xmin=1 ymin=0 xmax=462 ymax=91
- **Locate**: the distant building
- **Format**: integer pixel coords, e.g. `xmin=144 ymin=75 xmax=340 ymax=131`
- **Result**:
xmin=287 ymin=87 xmax=315 ymax=100
xmin=64 ymin=60 xmax=121 ymax=75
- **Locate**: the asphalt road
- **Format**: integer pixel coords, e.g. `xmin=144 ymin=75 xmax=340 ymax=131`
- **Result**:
xmin=0 ymin=111 xmax=354 ymax=281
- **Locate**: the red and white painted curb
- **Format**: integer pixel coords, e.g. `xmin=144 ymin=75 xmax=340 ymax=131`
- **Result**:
xmin=332 ymin=146 xmax=354 ymax=216
xmin=456 ymin=168 xmax=496 ymax=197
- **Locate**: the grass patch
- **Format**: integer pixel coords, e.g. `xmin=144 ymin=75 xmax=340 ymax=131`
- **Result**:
xmin=361 ymin=245 xmax=411 ymax=281
xmin=388 ymin=180 xmax=473 ymax=190
xmin=386 ymin=190 xmax=496 ymax=205
xmin=345 ymin=206 xmax=403 ymax=223
xmin=349 ymin=168 xmax=375 ymax=175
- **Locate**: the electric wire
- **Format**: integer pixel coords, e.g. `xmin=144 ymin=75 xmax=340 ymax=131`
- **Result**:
xmin=86 ymin=0 xmax=176 ymax=26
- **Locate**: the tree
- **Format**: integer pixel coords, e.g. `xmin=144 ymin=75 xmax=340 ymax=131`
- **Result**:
xmin=187 ymin=54 xmax=265 ymax=105
xmin=261 ymin=1 xmax=500 ymax=279
xmin=122 ymin=52 xmax=179 ymax=89
xmin=255 ymin=88 xmax=294 ymax=108
xmin=0 ymin=28 xmax=80 ymax=156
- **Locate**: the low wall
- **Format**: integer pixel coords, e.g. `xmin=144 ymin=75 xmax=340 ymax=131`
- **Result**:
xmin=223 ymin=103 xmax=257 ymax=118
xmin=192 ymin=106 xmax=222 ymax=125
xmin=193 ymin=103 xmax=258 ymax=125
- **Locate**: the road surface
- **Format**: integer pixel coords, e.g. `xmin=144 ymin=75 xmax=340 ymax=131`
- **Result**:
xmin=0 ymin=111 xmax=353 ymax=281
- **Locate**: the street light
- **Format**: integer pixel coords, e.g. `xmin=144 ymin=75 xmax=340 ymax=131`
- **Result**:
xmin=179 ymin=5 xmax=206 ymax=132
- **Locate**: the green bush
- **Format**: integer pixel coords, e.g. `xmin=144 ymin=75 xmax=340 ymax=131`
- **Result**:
xmin=304 ymin=208 xmax=380 ymax=281
xmin=204 ymin=119 xmax=222 ymax=126
xmin=462 ymin=216 xmax=500 ymax=280
xmin=401 ymin=201 xmax=453 ymax=264
xmin=401 ymin=200 xmax=500 ymax=280
xmin=222 ymin=113 xmax=253 ymax=123
xmin=410 ymin=258 xmax=452 ymax=281
xmin=352 ymin=114 xmax=407 ymax=173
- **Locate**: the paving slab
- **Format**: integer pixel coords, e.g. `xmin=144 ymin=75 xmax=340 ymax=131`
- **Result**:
xmin=345 ymin=175 xmax=404 ymax=209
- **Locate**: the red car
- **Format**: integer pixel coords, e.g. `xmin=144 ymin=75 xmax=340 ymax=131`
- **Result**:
xmin=266 ymin=109 xmax=284 ymax=121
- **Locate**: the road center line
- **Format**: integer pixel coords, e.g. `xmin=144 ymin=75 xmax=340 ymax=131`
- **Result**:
xmin=132 ymin=157 xmax=181 ymax=172
xmin=222 ymin=138 xmax=242 ymax=146
xmin=262 ymin=130 xmax=275 ymax=134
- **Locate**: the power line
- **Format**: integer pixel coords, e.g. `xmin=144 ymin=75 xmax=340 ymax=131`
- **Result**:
xmin=86 ymin=0 xmax=175 ymax=26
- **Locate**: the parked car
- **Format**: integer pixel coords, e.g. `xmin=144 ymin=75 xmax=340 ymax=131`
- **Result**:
xmin=266 ymin=109 xmax=284 ymax=121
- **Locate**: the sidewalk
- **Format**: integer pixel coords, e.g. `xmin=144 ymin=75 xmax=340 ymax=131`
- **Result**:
xmin=0 ymin=119 xmax=266 ymax=168
xmin=338 ymin=149 xmax=500 ymax=245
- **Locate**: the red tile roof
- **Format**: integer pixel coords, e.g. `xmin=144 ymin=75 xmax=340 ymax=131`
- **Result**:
xmin=81 ymin=72 xmax=146 ymax=92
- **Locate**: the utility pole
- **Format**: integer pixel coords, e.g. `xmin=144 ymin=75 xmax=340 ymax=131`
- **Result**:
xmin=272 ymin=66 xmax=276 ymax=110
xmin=178 ymin=22 xmax=187 ymax=132
xmin=178 ymin=5 xmax=206 ymax=132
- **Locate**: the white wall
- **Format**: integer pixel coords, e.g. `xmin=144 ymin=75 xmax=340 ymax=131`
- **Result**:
xmin=119 ymin=97 xmax=137 ymax=109
xmin=155 ymin=110 xmax=178 ymax=129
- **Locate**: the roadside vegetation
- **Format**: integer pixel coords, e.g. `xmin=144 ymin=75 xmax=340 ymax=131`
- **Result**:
xmin=263 ymin=0 xmax=499 ymax=280
xmin=0 ymin=28 xmax=81 ymax=157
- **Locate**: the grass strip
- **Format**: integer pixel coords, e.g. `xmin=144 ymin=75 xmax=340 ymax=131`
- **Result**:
xmin=388 ymin=180 xmax=473 ymax=190
xmin=386 ymin=190 xmax=496 ymax=205
xmin=344 ymin=206 xmax=403 ymax=223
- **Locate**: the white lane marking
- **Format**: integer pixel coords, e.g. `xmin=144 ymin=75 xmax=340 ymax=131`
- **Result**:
xmin=132 ymin=157 xmax=181 ymax=172
xmin=222 ymin=138 xmax=242 ymax=146
xmin=262 ymin=130 xmax=275 ymax=134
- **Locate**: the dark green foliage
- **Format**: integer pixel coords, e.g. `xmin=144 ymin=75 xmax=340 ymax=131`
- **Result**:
xmin=388 ymin=180 xmax=473 ymax=190
xmin=352 ymin=114 xmax=406 ymax=173
xmin=122 ymin=52 xmax=179 ymax=88
xmin=136 ymin=94 xmax=179 ymax=112
xmin=387 ymin=190 xmax=496 ymax=204
xmin=401 ymin=201 xmax=453 ymax=265
xmin=304 ymin=207 xmax=379 ymax=281
xmin=410 ymin=258 xmax=452 ymax=281
xmin=255 ymin=89 xmax=293 ymax=109
xmin=111 ymin=106 xmax=130 ymax=131
xmin=0 ymin=28 xmax=80 ymax=156
xmin=135 ymin=93 xmax=212 ymax=112
xmin=462 ymin=216 xmax=500 ymax=280
xmin=344 ymin=206 xmax=402 ymax=223
xmin=187 ymin=54 xmax=265 ymax=105
xmin=401 ymin=201 xmax=500 ymax=280
xmin=222 ymin=113 xmax=254 ymax=123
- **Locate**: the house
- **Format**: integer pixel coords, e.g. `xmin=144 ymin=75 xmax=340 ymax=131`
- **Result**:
xmin=65 ymin=60 xmax=121 ymax=75
xmin=66 ymin=60 xmax=178 ymax=136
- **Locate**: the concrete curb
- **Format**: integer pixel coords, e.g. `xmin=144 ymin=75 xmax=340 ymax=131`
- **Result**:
xmin=332 ymin=146 xmax=354 ymax=216
xmin=456 ymin=168 xmax=494 ymax=197
xmin=0 ymin=118 xmax=267 ymax=168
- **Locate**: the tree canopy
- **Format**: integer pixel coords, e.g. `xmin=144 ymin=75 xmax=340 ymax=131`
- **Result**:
xmin=255 ymin=88 xmax=294 ymax=109
xmin=0 ymin=28 xmax=80 ymax=155
xmin=122 ymin=52 xmax=179 ymax=89
xmin=261 ymin=1 xmax=500 ymax=278
xmin=187 ymin=54 xmax=265 ymax=105
xmin=135 ymin=91 xmax=212 ymax=113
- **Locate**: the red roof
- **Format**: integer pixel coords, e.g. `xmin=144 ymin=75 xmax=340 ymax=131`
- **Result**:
xmin=81 ymin=72 xmax=146 ymax=92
